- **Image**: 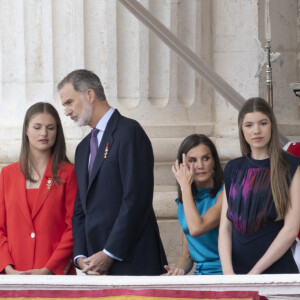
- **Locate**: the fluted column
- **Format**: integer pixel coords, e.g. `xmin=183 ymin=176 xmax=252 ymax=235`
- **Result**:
xmin=0 ymin=0 xmax=26 ymax=126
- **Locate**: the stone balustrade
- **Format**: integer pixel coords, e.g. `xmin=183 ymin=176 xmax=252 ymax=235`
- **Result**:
xmin=0 ymin=275 xmax=300 ymax=299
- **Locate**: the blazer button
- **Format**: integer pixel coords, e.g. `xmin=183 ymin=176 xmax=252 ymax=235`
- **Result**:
xmin=31 ymin=232 xmax=35 ymax=238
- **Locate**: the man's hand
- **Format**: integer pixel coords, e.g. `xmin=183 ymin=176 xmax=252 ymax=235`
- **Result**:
xmin=82 ymin=251 xmax=114 ymax=275
xmin=76 ymin=257 xmax=89 ymax=271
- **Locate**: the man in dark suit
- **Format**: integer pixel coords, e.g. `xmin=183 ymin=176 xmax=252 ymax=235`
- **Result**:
xmin=58 ymin=69 xmax=167 ymax=275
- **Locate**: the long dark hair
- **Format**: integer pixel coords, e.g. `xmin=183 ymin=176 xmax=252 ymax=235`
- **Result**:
xmin=238 ymin=97 xmax=289 ymax=218
xmin=176 ymin=134 xmax=223 ymax=203
xmin=19 ymin=102 xmax=70 ymax=183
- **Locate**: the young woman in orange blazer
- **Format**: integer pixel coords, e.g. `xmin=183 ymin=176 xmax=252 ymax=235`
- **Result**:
xmin=0 ymin=102 xmax=77 ymax=275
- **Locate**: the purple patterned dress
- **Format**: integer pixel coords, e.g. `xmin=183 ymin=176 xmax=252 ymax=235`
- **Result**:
xmin=224 ymin=153 xmax=300 ymax=274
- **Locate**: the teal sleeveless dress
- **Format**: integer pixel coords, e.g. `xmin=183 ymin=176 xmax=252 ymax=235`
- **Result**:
xmin=176 ymin=187 xmax=223 ymax=275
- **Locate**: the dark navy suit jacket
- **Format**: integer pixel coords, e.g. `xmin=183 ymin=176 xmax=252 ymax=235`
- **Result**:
xmin=72 ymin=110 xmax=167 ymax=275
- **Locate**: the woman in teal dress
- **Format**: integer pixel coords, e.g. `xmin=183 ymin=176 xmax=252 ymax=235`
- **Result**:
xmin=164 ymin=134 xmax=224 ymax=275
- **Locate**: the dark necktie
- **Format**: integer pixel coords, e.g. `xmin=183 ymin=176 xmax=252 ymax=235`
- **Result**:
xmin=89 ymin=128 xmax=100 ymax=176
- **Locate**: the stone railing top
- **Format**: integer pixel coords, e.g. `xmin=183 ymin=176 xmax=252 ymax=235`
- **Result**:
xmin=0 ymin=274 xmax=300 ymax=297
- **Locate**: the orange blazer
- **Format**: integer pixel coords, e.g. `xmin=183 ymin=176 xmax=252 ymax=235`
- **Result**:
xmin=0 ymin=157 xmax=77 ymax=274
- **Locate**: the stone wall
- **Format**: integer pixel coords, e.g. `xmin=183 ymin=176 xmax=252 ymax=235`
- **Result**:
xmin=0 ymin=0 xmax=299 ymax=268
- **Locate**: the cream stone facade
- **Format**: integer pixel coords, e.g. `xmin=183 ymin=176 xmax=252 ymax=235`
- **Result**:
xmin=0 ymin=0 xmax=300 ymax=268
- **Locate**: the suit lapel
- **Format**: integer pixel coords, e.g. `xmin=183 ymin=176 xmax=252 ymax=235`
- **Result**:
xmin=31 ymin=156 xmax=53 ymax=219
xmin=16 ymin=166 xmax=34 ymax=230
xmin=88 ymin=110 xmax=119 ymax=190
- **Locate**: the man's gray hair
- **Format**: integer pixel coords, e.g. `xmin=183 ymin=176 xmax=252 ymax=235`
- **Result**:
xmin=57 ymin=69 xmax=106 ymax=101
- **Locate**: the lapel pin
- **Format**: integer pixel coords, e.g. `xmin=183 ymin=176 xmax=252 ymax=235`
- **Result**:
xmin=46 ymin=177 xmax=53 ymax=190
xmin=104 ymin=142 xmax=109 ymax=158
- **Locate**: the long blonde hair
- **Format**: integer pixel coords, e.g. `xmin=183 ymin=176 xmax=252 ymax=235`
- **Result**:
xmin=238 ymin=97 xmax=289 ymax=218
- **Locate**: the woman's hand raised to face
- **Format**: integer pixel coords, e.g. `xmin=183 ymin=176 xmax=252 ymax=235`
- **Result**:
xmin=172 ymin=154 xmax=194 ymax=189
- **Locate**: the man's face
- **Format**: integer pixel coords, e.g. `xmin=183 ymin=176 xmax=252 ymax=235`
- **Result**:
xmin=59 ymin=82 xmax=92 ymax=127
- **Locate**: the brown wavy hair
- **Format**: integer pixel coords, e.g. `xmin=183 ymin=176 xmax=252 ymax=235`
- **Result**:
xmin=19 ymin=102 xmax=70 ymax=183
xmin=238 ymin=97 xmax=289 ymax=218
xmin=176 ymin=134 xmax=223 ymax=203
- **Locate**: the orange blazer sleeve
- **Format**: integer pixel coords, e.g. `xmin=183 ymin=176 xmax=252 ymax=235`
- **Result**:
xmin=44 ymin=164 xmax=77 ymax=274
